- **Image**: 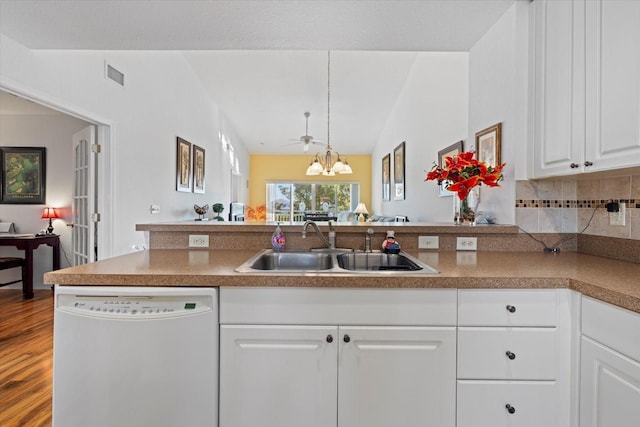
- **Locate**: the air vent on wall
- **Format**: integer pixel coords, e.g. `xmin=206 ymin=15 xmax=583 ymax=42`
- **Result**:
xmin=105 ymin=63 xmax=124 ymax=87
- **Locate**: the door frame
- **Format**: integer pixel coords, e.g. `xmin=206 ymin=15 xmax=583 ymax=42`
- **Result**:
xmin=0 ymin=82 xmax=115 ymax=261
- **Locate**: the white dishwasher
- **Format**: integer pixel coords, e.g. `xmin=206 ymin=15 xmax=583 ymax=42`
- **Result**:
xmin=53 ymin=286 xmax=218 ymax=427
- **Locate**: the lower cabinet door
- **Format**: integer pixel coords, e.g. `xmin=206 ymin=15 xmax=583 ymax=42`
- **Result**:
xmin=219 ymin=325 xmax=338 ymax=427
xmin=580 ymin=336 xmax=640 ymax=427
xmin=457 ymin=380 xmax=556 ymax=427
xmin=338 ymin=326 xmax=457 ymax=427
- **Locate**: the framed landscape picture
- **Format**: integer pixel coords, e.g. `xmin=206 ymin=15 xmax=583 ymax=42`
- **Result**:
xmin=393 ymin=141 xmax=405 ymax=200
xmin=476 ymin=123 xmax=502 ymax=168
xmin=382 ymin=153 xmax=390 ymax=201
xmin=0 ymin=147 xmax=46 ymax=204
xmin=176 ymin=137 xmax=192 ymax=192
xmin=193 ymin=144 xmax=205 ymax=194
xmin=437 ymin=140 xmax=463 ymax=197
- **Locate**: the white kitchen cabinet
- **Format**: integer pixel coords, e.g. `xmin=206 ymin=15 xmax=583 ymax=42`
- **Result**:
xmin=338 ymin=326 xmax=456 ymax=427
xmin=531 ymin=0 xmax=640 ymax=178
xmin=457 ymin=327 xmax=557 ymax=380
xmin=580 ymin=296 xmax=640 ymax=427
xmin=219 ymin=288 xmax=457 ymax=427
xmin=457 ymin=380 xmax=557 ymax=427
xmin=219 ymin=325 xmax=338 ymax=427
xmin=531 ymin=0 xmax=585 ymax=178
xmin=584 ymin=0 xmax=640 ymax=172
xmin=580 ymin=337 xmax=640 ymax=427
xmin=456 ymin=289 xmax=573 ymax=427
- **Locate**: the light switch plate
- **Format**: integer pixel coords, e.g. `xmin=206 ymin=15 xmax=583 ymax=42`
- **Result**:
xmin=418 ymin=236 xmax=439 ymax=249
xmin=188 ymin=234 xmax=209 ymax=248
xmin=456 ymin=237 xmax=477 ymax=251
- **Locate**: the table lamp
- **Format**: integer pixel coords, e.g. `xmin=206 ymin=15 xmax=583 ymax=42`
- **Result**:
xmin=41 ymin=207 xmax=59 ymax=234
xmin=354 ymin=203 xmax=369 ymax=223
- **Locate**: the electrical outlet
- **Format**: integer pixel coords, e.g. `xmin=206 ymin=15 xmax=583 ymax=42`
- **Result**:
xmin=150 ymin=204 xmax=160 ymax=214
xmin=456 ymin=237 xmax=477 ymax=251
xmin=418 ymin=236 xmax=439 ymax=249
xmin=188 ymin=234 xmax=209 ymax=248
xmin=609 ymin=203 xmax=626 ymax=226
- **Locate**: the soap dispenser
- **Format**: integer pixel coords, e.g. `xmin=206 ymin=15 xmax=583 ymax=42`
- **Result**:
xmin=382 ymin=230 xmax=400 ymax=254
xmin=271 ymin=223 xmax=286 ymax=251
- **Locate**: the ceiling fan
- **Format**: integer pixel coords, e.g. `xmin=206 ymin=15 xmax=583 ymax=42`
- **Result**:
xmin=287 ymin=112 xmax=323 ymax=152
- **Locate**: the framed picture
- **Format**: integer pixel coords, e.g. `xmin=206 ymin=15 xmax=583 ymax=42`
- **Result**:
xmin=382 ymin=153 xmax=391 ymax=202
xmin=192 ymin=144 xmax=205 ymax=194
xmin=437 ymin=140 xmax=464 ymax=197
xmin=476 ymin=123 xmax=502 ymax=168
xmin=0 ymin=147 xmax=46 ymax=204
xmin=393 ymin=141 xmax=405 ymax=200
xmin=176 ymin=137 xmax=192 ymax=192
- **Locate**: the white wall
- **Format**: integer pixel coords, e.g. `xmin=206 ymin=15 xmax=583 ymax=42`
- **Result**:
xmin=467 ymin=2 xmax=529 ymax=225
xmin=0 ymin=34 xmax=250 ymax=258
xmin=371 ymin=53 xmax=469 ymax=222
xmin=0 ymin=113 xmax=89 ymax=287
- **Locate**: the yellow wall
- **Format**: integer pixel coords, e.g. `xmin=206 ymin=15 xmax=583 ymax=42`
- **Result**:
xmin=249 ymin=154 xmax=371 ymax=210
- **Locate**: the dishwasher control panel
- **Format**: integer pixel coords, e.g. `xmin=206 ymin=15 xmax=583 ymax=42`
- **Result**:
xmin=56 ymin=294 xmax=214 ymax=318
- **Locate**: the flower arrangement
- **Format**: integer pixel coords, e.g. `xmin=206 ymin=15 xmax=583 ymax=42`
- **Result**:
xmin=246 ymin=204 xmax=267 ymax=221
xmin=425 ymin=151 xmax=505 ymax=200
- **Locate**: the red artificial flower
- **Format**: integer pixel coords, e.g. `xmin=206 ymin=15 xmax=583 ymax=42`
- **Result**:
xmin=425 ymin=151 xmax=506 ymax=199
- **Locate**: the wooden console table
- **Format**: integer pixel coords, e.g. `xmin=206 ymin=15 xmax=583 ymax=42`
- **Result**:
xmin=0 ymin=234 xmax=60 ymax=299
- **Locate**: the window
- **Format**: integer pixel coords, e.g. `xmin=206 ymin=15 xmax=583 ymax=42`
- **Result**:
xmin=266 ymin=182 xmax=359 ymax=222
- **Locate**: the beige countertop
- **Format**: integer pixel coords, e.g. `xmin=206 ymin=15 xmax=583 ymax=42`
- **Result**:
xmin=44 ymin=249 xmax=640 ymax=314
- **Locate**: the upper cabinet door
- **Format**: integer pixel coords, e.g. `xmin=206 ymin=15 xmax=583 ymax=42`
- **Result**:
xmin=584 ymin=0 xmax=640 ymax=171
xmin=532 ymin=0 xmax=585 ymax=178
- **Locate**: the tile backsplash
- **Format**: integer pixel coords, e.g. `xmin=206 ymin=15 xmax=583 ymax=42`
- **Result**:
xmin=516 ymin=175 xmax=640 ymax=240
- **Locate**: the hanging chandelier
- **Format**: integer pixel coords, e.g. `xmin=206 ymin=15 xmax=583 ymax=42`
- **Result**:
xmin=306 ymin=51 xmax=353 ymax=176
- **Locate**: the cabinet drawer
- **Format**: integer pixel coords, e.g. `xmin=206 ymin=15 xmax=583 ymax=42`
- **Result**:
xmin=220 ymin=287 xmax=457 ymax=325
xmin=458 ymin=327 xmax=557 ymax=380
xmin=582 ymin=296 xmax=640 ymax=362
xmin=457 ymin=380 xmax=557 ymax=427
xmin=458 ymin=290 xmax=557 ymax=326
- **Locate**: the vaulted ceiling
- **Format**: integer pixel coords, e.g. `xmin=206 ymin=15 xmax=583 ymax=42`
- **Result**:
xmin=0 ymin=0 xmax=515 ymax=154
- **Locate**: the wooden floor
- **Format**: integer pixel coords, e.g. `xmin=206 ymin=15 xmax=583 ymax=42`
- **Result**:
xmin=0 ymin=289 xmax=54 ymax=427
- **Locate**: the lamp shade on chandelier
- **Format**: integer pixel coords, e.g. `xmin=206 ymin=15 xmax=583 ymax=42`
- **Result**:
xmin=306 ymin=51 xmax=353 ymax=176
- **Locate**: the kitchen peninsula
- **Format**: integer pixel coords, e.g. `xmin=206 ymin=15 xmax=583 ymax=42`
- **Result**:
xmin=44 ymin=221 xmax=640 ymax=314
xmin=45 ymin=221 xmax=640 ymax=427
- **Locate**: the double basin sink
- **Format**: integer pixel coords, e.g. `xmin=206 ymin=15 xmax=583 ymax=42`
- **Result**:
xmin=236 ymin=249 xmax=439 ymax=274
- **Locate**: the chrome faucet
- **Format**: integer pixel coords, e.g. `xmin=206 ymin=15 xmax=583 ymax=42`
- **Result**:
xmin=302 ymin=220 xmax=335 ymax=249
xmin=364 ymin=228 xmax=374 ymax=252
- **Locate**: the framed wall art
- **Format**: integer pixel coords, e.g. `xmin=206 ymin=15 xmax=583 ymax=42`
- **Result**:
xmin=437 ymin=140 xmax=463 ymax=197
xmin=393 ymin=141 xmax=405 ymax=200
xmin=382 ymin=153 xmax=390 ymax=202
xmin=476 ymin=122 xmax=502 ymax=168
xmin=192 ymin=144 xmax=205 ymax=194
xmin=0 ymin=146 xmax=46 ymax=204
xmin=176 ymin=137 xmax=192 ymax=192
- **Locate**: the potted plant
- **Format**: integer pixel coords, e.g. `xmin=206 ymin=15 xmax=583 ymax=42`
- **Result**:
xmin=212 ymin=203 xmax=225 ymax=221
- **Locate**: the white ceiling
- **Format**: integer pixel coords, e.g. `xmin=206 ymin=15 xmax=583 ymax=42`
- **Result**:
xmin=0 ymin=0 xmax=516 ymax=154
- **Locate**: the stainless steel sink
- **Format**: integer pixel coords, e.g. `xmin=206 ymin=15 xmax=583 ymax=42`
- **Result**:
xmin=237 ymin=250 xmax=334 ymax=272
xmin=337 ymin=252 xmax=439 ymax=273
xmin=236 ymin=249 xmax=439 ymax=274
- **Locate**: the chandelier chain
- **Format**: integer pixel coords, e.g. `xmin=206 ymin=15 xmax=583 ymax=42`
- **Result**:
xmin=327 ymin=50 xmax=331 ymax=150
